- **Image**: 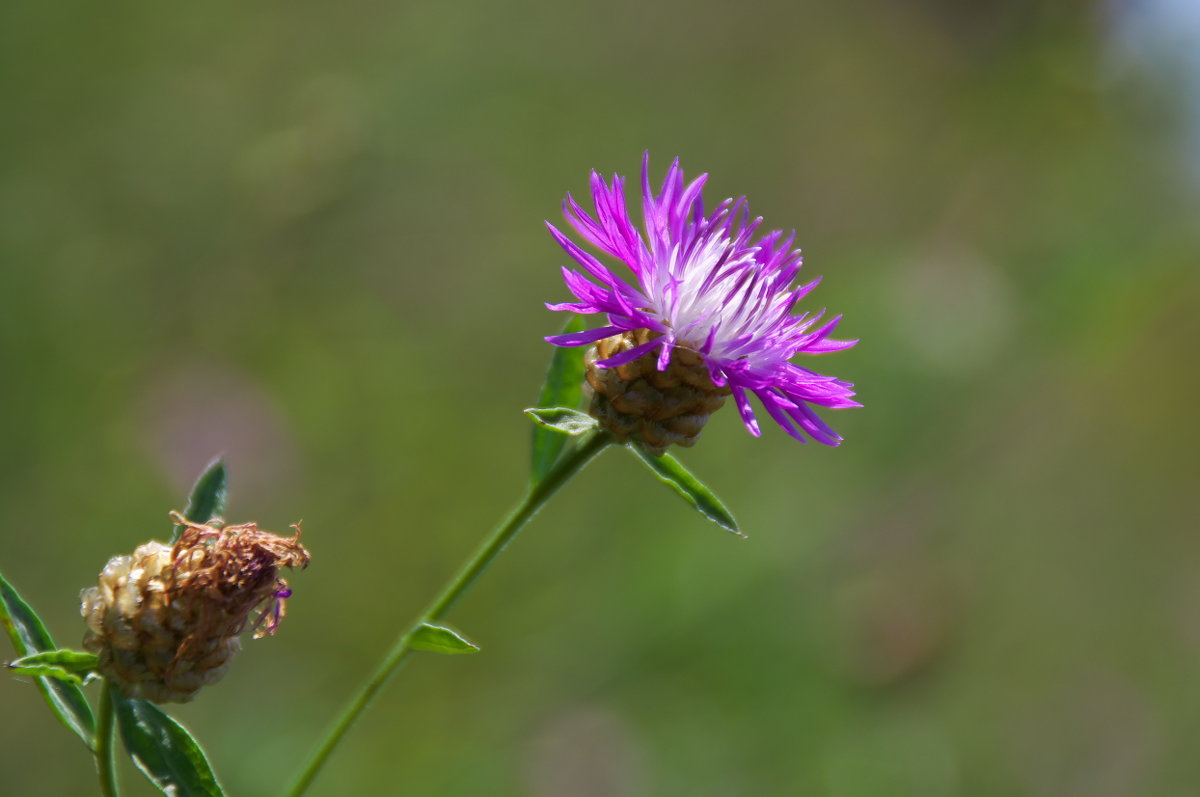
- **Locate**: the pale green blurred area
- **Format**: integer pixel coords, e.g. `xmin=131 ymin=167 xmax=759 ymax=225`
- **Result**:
xmin=2 ymin=0 xmax=1199 ymax=794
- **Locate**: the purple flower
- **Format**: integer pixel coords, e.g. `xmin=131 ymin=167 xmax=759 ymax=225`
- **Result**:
xmin=545 ymin=154 xmax=859 ymax=445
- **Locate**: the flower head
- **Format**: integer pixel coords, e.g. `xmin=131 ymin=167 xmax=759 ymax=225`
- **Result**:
xmin=545 ymin=154 xmax=859 ymax=448
xmin=81 ymin=512 xmax=310 ymax=703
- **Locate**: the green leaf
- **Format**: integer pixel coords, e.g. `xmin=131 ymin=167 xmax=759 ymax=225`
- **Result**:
xmin=410 ymin=622 xmax=481 ymax=654
xmin=9 ymin=649 xmax=100 ymax=673
xmin=628 ymin=445 xmax=743 ymax=536
xmin=531 ymin=315 xmax=586 ymax=484
xmin=0 ymin=571 xmax=97 ymax=749
xmin=7 ymin=663 xmax=85 ymax=685
xmin=112 ymin=692 xmax=226 ymax=797
xmin=173 ymin=458 xmax=228 ymax=542
xmin=8 ymin=650 xmax=100 ymax=685
xmin=524 ymin=407 xmax=598 ymax=437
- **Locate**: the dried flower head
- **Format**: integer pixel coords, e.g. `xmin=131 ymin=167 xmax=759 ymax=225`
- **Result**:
xmin=81 ymin=512 xmax=309 ymax=703
xmin=546 ymin=154 xmax=859 ymax=449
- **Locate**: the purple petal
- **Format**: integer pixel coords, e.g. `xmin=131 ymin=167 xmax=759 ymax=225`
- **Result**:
xmin=546 ymin=325 xmax=624 ymax=347
xmin=731 ymin=386 xmax=762 ymax=437
xmin=596 ymin=335 xmax=666 ymax=367
xmin=655 ymin=339 xmax=673 ymax=371
xmin=784 ymin=401 xmax=843 ymax=446
xmin=546 ymin=221 xmax=625 ymax=288
xmin=803 ymin=336 xmax=858 ymax=354
xmin=545 ymin=300 xmax=596 ymax=313
xmin=757 ymin=390 xmax=808 ymax=443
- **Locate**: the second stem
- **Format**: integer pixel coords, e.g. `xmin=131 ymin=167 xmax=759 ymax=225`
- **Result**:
xmin=286 ymin=431 xmax=612 ymax=797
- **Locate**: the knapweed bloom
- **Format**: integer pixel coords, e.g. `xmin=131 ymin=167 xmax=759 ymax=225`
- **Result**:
xmin=81 ymin=512 xmax=309 ymax=703
xmin=545 ymin=154 xmax=859 ymax=453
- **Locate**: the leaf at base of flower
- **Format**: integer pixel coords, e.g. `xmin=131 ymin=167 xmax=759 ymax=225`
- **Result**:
xmin=628 ymin=445 xmax=744 ymax=536
xmin=8 ymin=649 xmax=100 ymax=685
xmin=112 ymin=691 xmax=226 ymax=797
xmin=531 ymin=315 xmax=586 ymax=484
xmin=173 ymin=458 xmax=228 ymax=542
xmin=524 ymin=407 xmax=599 ymax=436
xmin=0 ymin=571 xmax=97 ymax=749
xmin=410 ymin=622 xmax=481 ymax=654
xmin=9 ymin=649 xmax=99 ymax=672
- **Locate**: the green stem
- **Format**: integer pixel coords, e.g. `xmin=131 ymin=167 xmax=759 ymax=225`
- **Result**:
xmin=96 ymin=680 xmax=120 ymax=797
xmin=285 ymin=432 xmax=612 ymax=797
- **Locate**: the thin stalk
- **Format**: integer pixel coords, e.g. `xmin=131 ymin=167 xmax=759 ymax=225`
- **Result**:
xmin=286 ymin=432 xmax=612 ymax=797
xmin=96 ymin=680 xmax=120 ymax=797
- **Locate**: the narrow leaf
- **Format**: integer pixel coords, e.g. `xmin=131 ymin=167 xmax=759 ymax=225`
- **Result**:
xmin=410 ymin=622 xmax=481 ymax=654
xmin=113 ymin=692 xmax=226 ymax=797
xmin=8 ymin=650 xmax=100 ymax=684
xmin=0 ymin=571 xmax=96 ymax=749
xmin=628 ymin=446 xmax=743 ymax=536
xmin=524 ymin=407 xmax=599 ymax=436
xmin=531 ymin=315 xmax=586 ymax=483
xmin=9 ymin=649 xmax=99 ymax=674
xmin=6 ymin=663 xmax=85 ymax=685
xmin=173 ymin=458 xmax=228 ymax=542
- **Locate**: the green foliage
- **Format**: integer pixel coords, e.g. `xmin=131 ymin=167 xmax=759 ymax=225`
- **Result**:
xmin=112 ymin=691 xmax=226 ymax=797
xmin=628 ymin=445 xmax=742 ymax=536
xmin=0 ymin=571 xmax=97 ymax=750
xmin=530 ymin=316 xmax=586 ymax=484
xmin=7 ymin=650 xmax=99 ymax=685
xmin=411 ymin=622 xmax=481 ymax=654
xmin=173 ymin=458 xmax=228 ymax=542
xmin=524 ymin=406 xmax=598 ymax=436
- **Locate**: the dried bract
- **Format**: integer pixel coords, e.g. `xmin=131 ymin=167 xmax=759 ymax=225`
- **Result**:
xmin=81 ymin=512 xmax=309 ymax=703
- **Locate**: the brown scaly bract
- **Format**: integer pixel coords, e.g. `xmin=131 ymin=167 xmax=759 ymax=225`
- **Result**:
xmin=584 ymin=328 xmax=732 ymax=455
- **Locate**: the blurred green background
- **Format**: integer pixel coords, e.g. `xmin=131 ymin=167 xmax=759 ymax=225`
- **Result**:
xmin=2 ymin=0 xmax=1198 ymax=795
